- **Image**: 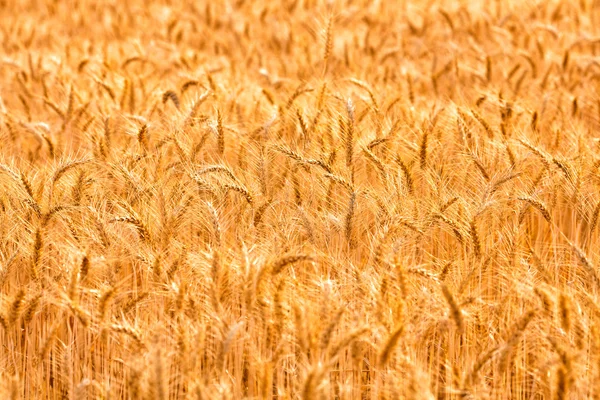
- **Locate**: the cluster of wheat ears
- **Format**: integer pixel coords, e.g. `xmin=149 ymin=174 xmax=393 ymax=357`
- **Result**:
xmin=1 ymin=0 xmax=600 ymax=398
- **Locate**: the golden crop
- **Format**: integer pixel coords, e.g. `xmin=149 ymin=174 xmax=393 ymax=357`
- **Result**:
xmin=0 ymin=0 xmax=599 ymax=398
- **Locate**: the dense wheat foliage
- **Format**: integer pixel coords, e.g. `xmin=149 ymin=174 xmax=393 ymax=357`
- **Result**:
xmin=3 ymin=0 xmax=600 ymax=398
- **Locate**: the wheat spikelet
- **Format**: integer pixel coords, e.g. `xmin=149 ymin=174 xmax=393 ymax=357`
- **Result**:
xmin=569 ymin=241 xmax=600 ymax=288
xmin=498 ymin=310 xmax=536 ymax=373
xmin=8 ymin=289 xmax=25 ymax=326
xmin=322 ymin=15 xmax=333 ymax=73
xmin=110 ymin=216 xmax=150 ymax=243
xmin=349 ymin=78 xmax=379 ymax=113
xmin=489 ymin=172 xmax=521 ymax=196
xmin=261 ymin=88 xmax=277 ymax=107
xmin=181 ymin=80 xmax=202 ymax=95
xmin=534 ymin=286 xmax=555 ymax=316
xmin=298 ymin=110 xmax=311 ymax=143
xmin=329 ymin=327 xmax=369 ymax=359
xmin=162 ymin=90 xmax=180 ymax=109
xmin=441 ymin=284 xmax=463 ymax=333
xmin=469 ymin=153 xmax=490 ymax=182
xmin=558 ymin=292 xmax=572 ymax=333
xmin=193 ymin=164 xmax=238 ymax=183
xmin=518 ymin=138 xmax=551 ymax=168
xmin=547 ymin=336 xmax=573 ymax=399
xmin=272 ymin=144 xmax=332 ymax=173
xmin=484 ymin=55 xmax=492 ymax=82
xmin=527 ymin=245 xmax=552 ymax=283
xmin=216 ymin=108 xmax=224 ymax=155
xmin=394 ymin=156 xmax=414 ymax=194
xmin=469 ymin=217 xmax=482 ymax=258
xmin=438 ymin=261 xmax=453 ymax=282
xmin=284 ymin=84 xmax=313 ymax=111
xmin=98 ymin=286 xmax=116 ymax=323
xmin=110 ymin=324 xmax=143 ymax=346
xmin=23 ymin=293 xmax=42 ymax=324
xmin=464 ymin=346 xmax=500 ymax=388
xmin=253 ymin=201 xmax=270 ymax=227
xmin=43 ymin=97 xmax=65 ymax=118
xmin=120 ymin=78 xmax=130 ymax=110
xmin=407 ymin=266 xmax=439 ymax=281
xmin=122 ymin=292 xmax=149 ymax=316
xmin=302 ymin=365 xmax=325 ymax=400
xmin=205 ymin=202 xmax=221 ymax=247
xmin=470 ymin=108 xmax=494 ymax=139
xmin=363 ymin=147 xmax=388 ymax=187
xmin=320 ymin=308 xmax=345 ymax=350
xmin=344 ymin=100 xmax=354 ymax=175
xmin=440 ymin=197 xmax=459 ymax=213
xmin=137 ymin=124 xmax=148 ymax=151
xmin=95 ymin=79 xmax=116 ymax=102
xmin=18 ymin=171 xmax=35 ymax=200
xmin=344 ymin=191 xmax=356 ymax=244
xmin=404 ymin=72 xmax=414 ymax=103
xmin=272 ymin=143 xmax=303 ymax=163
xmin=434 ymin=213 xmax=464 ymax=244
xmin=38 ymin=317 xmax=61 ymax=362
xmin=151 ymin=345 xmax=167 ymax=400
xmin=291 ymin=165 xmax=303 ymax=206
xmin=185 ymin=90 xmax=211 ymax=127
xmin=552 ymin=157 xmax=573 ymax=181
xmin=41 ymin=205 xmax=68 ymax=227
xmin=556 ymin=365 xmax=568 ymax=400
xmin=79 ymin=254 xmax=89 ymax=281
xmin=379 ymin=325 xmax=404 ymax=367
xmin=153 ymin=254 xmax=163 ymax=279
xmin=323 ymin=173 xmax=354 ymax=193
xmin=222 ymin=183 xmax=253 ymax=205
xmin=518 ymin=196 xmax=552 ymax=223
xmin=216 ymin=321 xmax=243 ymax=373
xmin=419 ymin=128 xmax=429 ymax=169
xmin=31 ymin=228 xmax=43 ymax=281
xmin=71 ymin=170 xmax=86 ymax=205
xmin=271 ymin=254 xmax=313 ymax=275
xmin=367 ymin=137 xmax=387 ymax=150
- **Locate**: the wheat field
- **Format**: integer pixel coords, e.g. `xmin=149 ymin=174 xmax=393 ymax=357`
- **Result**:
xmin=1 ymin=0 xmax=600 ymax=398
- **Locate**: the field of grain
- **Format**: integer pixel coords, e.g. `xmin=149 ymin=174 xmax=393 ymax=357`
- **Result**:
xmin=2 ymin=0 xmax=600 ymax=398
